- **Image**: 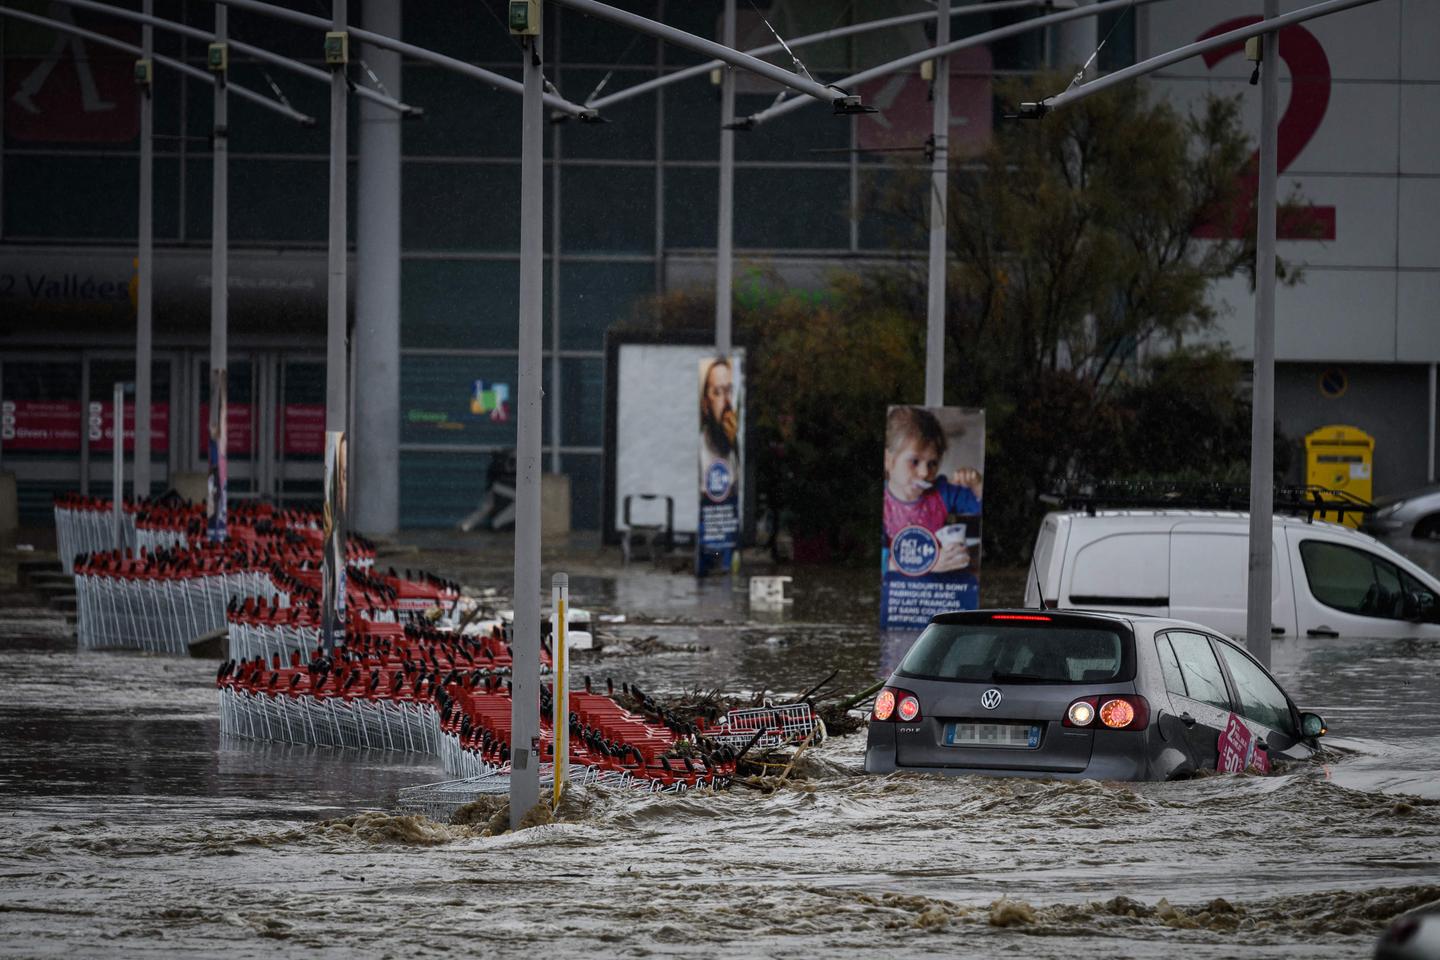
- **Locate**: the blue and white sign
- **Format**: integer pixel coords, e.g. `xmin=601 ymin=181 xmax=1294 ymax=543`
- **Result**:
xmin=880 ymin=405 xmax=986 ymax=630
xmin=704 ymin=459 xmax=734 ymax=503
xmin=697 ymin=355 xmax=742 ymax=576
xmin=889 ymin=525 xmax=939 ymax=577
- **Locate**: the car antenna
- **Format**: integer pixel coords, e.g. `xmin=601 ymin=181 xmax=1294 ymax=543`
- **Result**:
xmin=1029 ymin=549 xmax=1045 ymax=611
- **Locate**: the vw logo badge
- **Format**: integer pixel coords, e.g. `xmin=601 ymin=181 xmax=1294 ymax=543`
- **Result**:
xmin=980 ymin=688 xmax=1003 ymax=710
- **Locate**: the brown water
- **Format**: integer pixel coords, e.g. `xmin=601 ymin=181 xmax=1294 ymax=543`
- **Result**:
xmin=2 ymin=537 xmax=1439 ymax=958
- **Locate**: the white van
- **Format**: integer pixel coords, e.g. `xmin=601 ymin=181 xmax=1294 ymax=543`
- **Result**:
xmin=1024 ymin=510 xmax=1440 ymax=639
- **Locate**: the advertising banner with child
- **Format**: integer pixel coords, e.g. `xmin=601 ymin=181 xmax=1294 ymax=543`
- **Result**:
xmin=881 ymin=405 xmax=985 ymax=630
xmin=697 ymin=355 xmax=742 ymax=576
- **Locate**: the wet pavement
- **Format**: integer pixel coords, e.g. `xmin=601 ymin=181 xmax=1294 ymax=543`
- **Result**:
xmin=1 ymin=535 xmax=1438 ymax=958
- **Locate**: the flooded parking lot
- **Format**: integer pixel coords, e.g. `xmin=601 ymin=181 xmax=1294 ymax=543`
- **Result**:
xmin=2 ymin=537 xmax=1438 ymax=958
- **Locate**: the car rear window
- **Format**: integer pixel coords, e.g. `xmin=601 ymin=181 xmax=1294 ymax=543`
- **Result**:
xmin=897 ymin=624 xmax=1127 ymax=683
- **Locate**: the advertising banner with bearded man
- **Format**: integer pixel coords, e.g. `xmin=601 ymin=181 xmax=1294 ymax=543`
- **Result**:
xmin=698 ymin=355 xmax=742 ymax=576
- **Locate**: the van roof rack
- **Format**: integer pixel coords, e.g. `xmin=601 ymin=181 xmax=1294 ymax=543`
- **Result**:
xmin=1040 ymin=481 xmax=1374 ymax=524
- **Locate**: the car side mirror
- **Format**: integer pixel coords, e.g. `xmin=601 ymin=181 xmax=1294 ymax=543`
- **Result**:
xmin=1300 ymin=711 xmax=1327 ymax=738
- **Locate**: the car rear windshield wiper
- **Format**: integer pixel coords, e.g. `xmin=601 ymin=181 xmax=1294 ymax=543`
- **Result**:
xmin=988 ymin=670 xmax=1053 ymax=683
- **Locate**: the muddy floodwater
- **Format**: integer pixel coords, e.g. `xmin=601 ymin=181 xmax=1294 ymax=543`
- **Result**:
xmin=3 ymin=537 xmax=1439 ymax=958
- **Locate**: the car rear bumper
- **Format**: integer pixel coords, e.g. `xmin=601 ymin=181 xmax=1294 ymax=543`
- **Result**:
xmin=865 ymin=724 xmax=1179 ymax=781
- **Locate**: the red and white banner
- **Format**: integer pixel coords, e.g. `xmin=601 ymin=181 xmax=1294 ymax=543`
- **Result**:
xmin=1 ymin=400 xmax=81 ymax=451
xmin=280 ymin=403 xmax=325 ymax=456
xmin=88 ymin=401 xmax=169 ymax=453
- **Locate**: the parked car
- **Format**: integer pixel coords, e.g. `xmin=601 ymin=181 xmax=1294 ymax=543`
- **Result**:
xmin=1024 ymin=510 xmax=1440 ymax=640
xmin=864 ymin=609 xmax=1326 ymax=781
xmin=1365 ymin=484 xmax=1440 ymax=540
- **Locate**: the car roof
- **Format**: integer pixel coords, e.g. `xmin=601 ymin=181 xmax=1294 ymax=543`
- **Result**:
xmin=1045 ymin=509 xmax=1382 ymax=540
xmin=931 ymin=608 xmax=1242 ymax=644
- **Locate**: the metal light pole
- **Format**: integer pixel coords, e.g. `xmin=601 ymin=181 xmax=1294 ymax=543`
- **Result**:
xmin=209 ymin=2 xmax=229 ymax=540
xmin=353 ymin=0 xmax=403 ymax=535
xmin=134 ymin=0 xmax=153 ymax=499
xmin=549 ymin=11 xmax=563 ymax=475
xmin=321 ymin=0 xmax=349 ymax=651
xmin=715 ymin=0 xmax=735 ymax=357
xmin=1245 ymin=0 xmax=1281 ymax=667
xmin=924 ymin=4 xmax=949 ymax=408
xmin=511 ymin=3 xmax=546 ymax=831
xmin=112 ymin=382 xmax=125 ymax=543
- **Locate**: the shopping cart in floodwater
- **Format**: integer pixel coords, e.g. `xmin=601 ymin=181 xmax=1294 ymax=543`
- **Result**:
xmin=702 ymin=702 xmax=822 ymax=751
xmin=218 ymin=688 xmax=442 ymax=755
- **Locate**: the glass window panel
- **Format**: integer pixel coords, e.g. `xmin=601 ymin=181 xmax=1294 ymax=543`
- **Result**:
xmin=1216 ymin=641 xmax=1294 ymax=735
xmin=734 ymin=84 xmax=851 ymax=163
xmin=400 ymin=354 xmax=518 ymax=447
xmin=983 ymin=10 xmax=1046 ymax=71
xmin=558 ymin=69 xmax=657 ymax=161
xmin=541 ymin=356 xmax=604 ymax=448
xmin=561 ymin=165 xmax=654 ymax=254
xmin=555 ymin=260 xmax=653 ymax=351
xmin=661 ymin=4 xmax=716 ymax=67
xmin=191 ymin=157 xmax=350 ymax=245
xmin=399 ymin=450 xmax=493 ymax=528
xmin=561 ymin=452 xmax=602 ymax=531
xmin=661 ymin=75 xmax=720 ymax=161
xmin=663 ymin=166 xmax=718 ymax=248
xmin=403 ymin=259 xmax=555 ymax=351
xmin=1156 ymin=636 xmax=1187 ymax=698
xmin=1166 ymin=631 xmax=1231 ymax=710
xmin=557 ymin=260 xmax=653 ymax=351
xmin=401 ymin=1 xmax=519 ymax=63
xmin=403 ymin=161 xmax=523 ymax=251
xmin=735 ymin=166 xmax=850 ymax=249
xmin=402 ymin=64 xmax=525 ymax=158
xmin=858 ymin=166 xmax=925 ymax=251
xmin=1096 ymin=10 xmax=1138 ymax=72
xmin=557 ymin=2 xmax=657 ymax=65
xmin=219 ymin=69 xmax=332 ymax=156
xmin=4 ymin=156 xmax=136 ymax=240
xmin=1298 ymin=540 xmax=1412 ymax=618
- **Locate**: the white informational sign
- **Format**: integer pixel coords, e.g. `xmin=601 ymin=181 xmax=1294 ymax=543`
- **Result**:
xmin=613 ymin=344 xmax=745 ymax=538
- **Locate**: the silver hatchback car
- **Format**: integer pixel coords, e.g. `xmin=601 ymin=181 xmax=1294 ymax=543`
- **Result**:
xmin=865 ymin=610 xmax=1327 ymax=781
xmin=1364 ymin=484 xmax=1440 ymax=540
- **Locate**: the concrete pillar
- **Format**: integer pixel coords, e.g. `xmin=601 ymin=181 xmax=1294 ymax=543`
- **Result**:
xmin=1054 ymin=0 xmax=1097 ymax=71
xmin=352 ymin=0 xmax=402 ymax=535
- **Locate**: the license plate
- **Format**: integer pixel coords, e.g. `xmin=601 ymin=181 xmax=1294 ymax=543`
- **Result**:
xmin=945 ymin=722 xmax=1041 ymax=749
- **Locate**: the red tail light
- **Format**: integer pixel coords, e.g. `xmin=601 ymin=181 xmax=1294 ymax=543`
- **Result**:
xmin=1063 ymin=694 xmax=1149 ymax=731
xmin=873 ymin=686 xmax=920 ymax=722
xmin=991 ymin=614 xmax=1052 ymax=621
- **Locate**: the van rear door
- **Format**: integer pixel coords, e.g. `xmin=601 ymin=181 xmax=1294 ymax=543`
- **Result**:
xmin=1168 ymin=523 xmax=1296 ymax=637
xmin=1063 ymin=531 xmax=1170 ymax=616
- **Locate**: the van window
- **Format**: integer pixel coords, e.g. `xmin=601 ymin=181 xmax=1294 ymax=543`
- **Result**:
xmin=1215 ymin=642 xmax=1295 ymax=735
xmin=898 ymin=624 xmax=1126 ymax=683
xmin=1299 ymin=540 xmax=1437 ymax=620
xmin=1164 ymin=631 xmax=1231 ymax=710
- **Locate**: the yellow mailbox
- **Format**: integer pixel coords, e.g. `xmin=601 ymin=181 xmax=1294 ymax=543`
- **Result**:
xmin=1305 ymin=424 xmax=1374 ymax=527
